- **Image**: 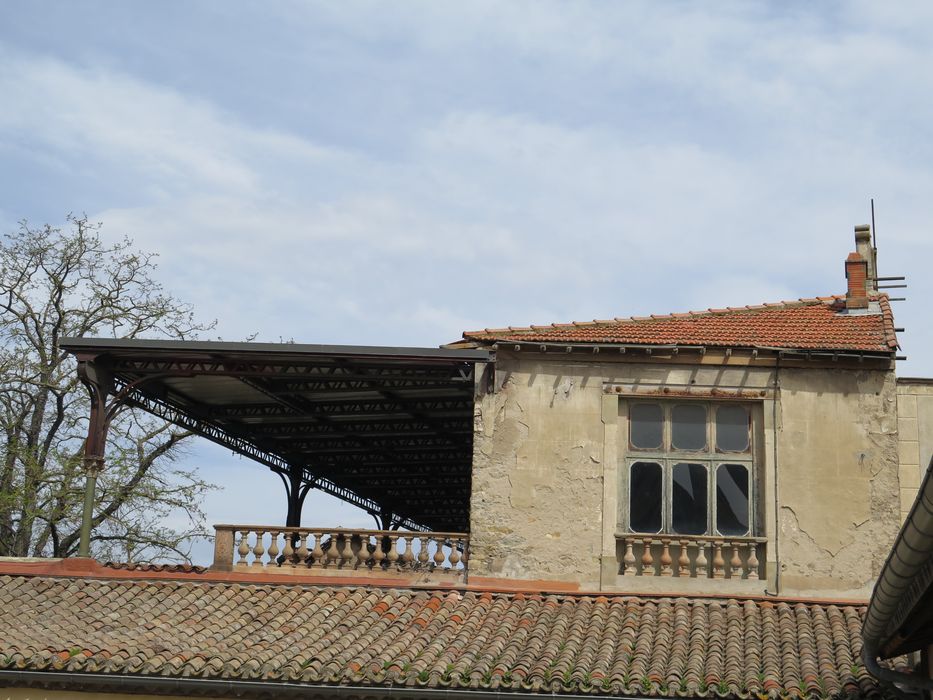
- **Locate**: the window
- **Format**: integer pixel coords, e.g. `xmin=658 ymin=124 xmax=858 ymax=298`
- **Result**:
xmin=623 ymin=401 xmax=755 ymax=537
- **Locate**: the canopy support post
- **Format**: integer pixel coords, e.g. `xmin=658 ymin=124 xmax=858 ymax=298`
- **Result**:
xmin=285 ymin=465 xmax=305 ymax=528
xmin=76 ymin=355 xmax=115 ymax=558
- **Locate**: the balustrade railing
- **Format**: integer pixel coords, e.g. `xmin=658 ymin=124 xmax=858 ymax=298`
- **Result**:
xmin=617 ymin=534 xmax=765 ymax=580
xmin=213 ymin=525 xmax=468 ymax=579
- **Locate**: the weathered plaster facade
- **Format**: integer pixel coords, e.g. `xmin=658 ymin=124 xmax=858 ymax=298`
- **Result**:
xmin=776 ymin=368 xmax=899 ymax=597
xmin=469 ymin=351 xmax=901 ymax=598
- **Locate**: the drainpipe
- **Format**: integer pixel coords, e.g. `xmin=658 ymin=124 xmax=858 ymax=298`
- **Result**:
xmin=767 ymin=354 xmax=782 ymax=595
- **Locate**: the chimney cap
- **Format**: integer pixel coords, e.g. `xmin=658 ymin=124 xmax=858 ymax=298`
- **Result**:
xmin=847 ymin=251 xmax=866 ymax=263
xmin=855 ymin=224 xmax=872 ymax=240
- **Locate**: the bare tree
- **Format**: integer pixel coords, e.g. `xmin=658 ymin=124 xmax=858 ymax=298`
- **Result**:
xmin=0 ymin=215 xmax=216 ymax=561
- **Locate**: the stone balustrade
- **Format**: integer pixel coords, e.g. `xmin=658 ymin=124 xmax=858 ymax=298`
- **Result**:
xmin=213 ymin=525 xmax=468 ymax=581
xmin=616 ymin=534 xmax=766 ymax=580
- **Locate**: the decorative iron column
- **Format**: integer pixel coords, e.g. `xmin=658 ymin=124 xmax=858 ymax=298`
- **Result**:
xmin=284 ymin=465 xmax=313 ymax=528
xmin=76 ymin=354 xmax=115 ymax=558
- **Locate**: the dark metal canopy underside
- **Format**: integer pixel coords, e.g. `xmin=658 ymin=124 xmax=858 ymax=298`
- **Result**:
xmin=61 ymin=338 xmax=491 ymax=532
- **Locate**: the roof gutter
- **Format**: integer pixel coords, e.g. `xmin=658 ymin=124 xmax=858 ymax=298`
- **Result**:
xmin=0 ymin=670 xmax=631 ymax=700
xmin=861 ymin=456 xmax=933 ymax=689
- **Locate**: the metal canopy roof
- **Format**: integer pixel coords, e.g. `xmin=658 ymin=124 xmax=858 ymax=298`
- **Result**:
xmin=61 ymin=338 xmax=491 ymax=533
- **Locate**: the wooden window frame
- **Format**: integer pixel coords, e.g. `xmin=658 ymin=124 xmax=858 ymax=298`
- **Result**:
xmin=620 ymin=400 xmax=756 ymax=538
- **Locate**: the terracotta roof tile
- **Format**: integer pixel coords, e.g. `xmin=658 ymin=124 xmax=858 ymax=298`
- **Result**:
xmin=102 ymin=561 xmax=207 ymax=574
xmin=463 ymin=295 xmax=899 ymax=353
xmin=0 ymin=575 xmax=904 ymax=698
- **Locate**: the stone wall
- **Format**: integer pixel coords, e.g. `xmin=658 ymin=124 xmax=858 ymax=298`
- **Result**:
xmin=895 ymin=378 xmax=933 ymax=520
xmin=469 ymin=351 xmax=901 ymax=598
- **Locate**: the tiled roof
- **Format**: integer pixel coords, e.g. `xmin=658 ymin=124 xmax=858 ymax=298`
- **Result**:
xmin=463 ymin=296 xmax=898 ymax=354
xmin=102 ymin=560 xmax=208 ymax=574
xmin=0 ymin=574 xmax=895 ymax=698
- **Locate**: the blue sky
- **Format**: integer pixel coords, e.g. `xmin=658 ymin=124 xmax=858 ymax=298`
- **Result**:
xmin=2 ymin=2 xmax=932 ymax=561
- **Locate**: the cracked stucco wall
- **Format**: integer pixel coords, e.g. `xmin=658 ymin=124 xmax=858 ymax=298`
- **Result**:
xmin=775 ymin=368 xmax=899 ymax=598
xmin=469 ymin=356 xmax=605 ymax=587
xmin=468 ymin=354 xmax=900 ymax=597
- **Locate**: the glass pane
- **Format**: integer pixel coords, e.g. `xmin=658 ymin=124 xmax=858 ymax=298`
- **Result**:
xmin=672 ymin=404 xmax=707 ymax=450
xmin=630 ymin=462 xmax=662 ymax=533
xmin=672 ymin=462 xmax=708 ymax=535
xmin=716 ymin=405 xmax=750 ymax=452
xmin=630 ymin=403 xmax=663 ymax=449
xmin=716 ymin=464 xmax=750 ymax=536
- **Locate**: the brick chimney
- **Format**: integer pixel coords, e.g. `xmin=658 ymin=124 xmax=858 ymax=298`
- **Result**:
xmin=845 ymin=251 xmax=869 ymax=310
xmin=854 ymin=224 xmax=877 ymax=293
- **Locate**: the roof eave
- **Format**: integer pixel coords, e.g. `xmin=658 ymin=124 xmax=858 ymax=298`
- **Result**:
xmin=60 ymin=337 xmax=492 ymax=363
xmin=482 ymin=339 xmax=895 ymax=361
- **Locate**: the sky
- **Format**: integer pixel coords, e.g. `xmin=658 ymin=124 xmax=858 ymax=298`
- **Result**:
xmin=2 ymin=2 xmax=932 ymax=563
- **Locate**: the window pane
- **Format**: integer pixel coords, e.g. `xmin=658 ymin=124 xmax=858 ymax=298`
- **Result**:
xmin=672 ymin=462 xmax=707 ymax=535
xmin=716 ymin=405 xmax=750 ymax=452
xmin=630 ymin=404 xmax=663 ymax=449
xmin=630 ymin=462 xmax=662 ymax=533
xmin=716 ymin=464 xmax=749 ymax=536
xmin=672 ymin=404 xmax=707 ymax=450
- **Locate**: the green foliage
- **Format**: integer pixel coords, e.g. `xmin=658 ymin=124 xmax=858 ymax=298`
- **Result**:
xmin=0 ymin=216 xmax=216 ymax=561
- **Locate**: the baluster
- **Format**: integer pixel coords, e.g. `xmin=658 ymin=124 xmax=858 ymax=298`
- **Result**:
xmin=251 ymin=530 xmax=266 ymax=569
xmin=326 ymin=532 xmax=340 ymax=567
xmin=373 ymin=535 xmax=386 ymax=569
xmin=402 ymin=535 xmax=415 ymax=568
xmin=729 ymin=542 xmax=742 ymax=579
xmin=388 ymin=534 xmax=401 ymax=568
xmin=282 ymin=532 xmax=295 ymax=568
xmin=236 ymin=531 xmax=250 ymax=568
xmin=267 ymin=530 xmax=280 ymax=568
xmin=641 ymin=538 xmax=655 ymax=576
xmin=659 ymin=540 xmax=673 ymax=576
xmin=712 ymin=541 xmax=725 ymax=579
xmin=417 ymin=536 xmax=430 ymax=569
xmin=746 ymin=542 xmax=760 ymax=580
xmin=460 ymin=540 xmax=469 ymax=568
xmin=338 ymin=534 xmax=351 ymax=567
xmin=622 ymin=540 xmax=636 ymax=575
xmin=310 ymin=531 xmax=322 ymax=566
xmin=448 ymin=540 xmax=461 ymax=568
xmin=433 ymin=538 xmax=447 ymax=569
xmin=677 ymin=540 xmax=690 ymax=577
xmin=695 ymin=541 xmax=708 ymax=578
xmin=354 ymin=534 xmax=367 ymax=569
xmin=298 ymin=532 xmax=314 ymax=567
